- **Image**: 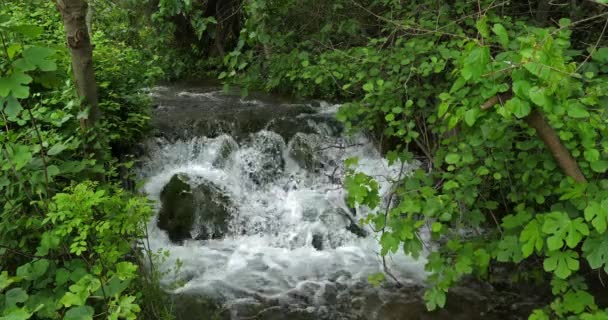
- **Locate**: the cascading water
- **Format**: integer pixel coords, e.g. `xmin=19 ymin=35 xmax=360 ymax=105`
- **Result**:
xmin=137 ymin=85 xmax=533 ymax=320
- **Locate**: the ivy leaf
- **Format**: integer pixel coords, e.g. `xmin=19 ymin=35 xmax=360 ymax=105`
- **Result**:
xmin=492 ymin=23 xmax=509 ymax=48
xmin=520 ymin=219 xmax=544 ymax=257
xmin=64 ymin=306 xmax=94 ymax=320
xmin=584 ymin=200 xmax=608 ymax=233
xmin=582 ymin=234 xmax=608 ymax=273
xmin=543 ymin=250 xmax=579 ymax=279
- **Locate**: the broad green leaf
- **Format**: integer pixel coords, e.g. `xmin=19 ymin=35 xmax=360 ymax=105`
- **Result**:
xmin=584 ymin=200 xmax=608 ymax=233
xmin=64 ymin=306 xmax=94 ymax=320
xmin=5 ymin=288 xmax=28 ymax=306
xmin=60 ymin=292 xmax=85 ymax=307
xmin=528 ymin=86 xmax=548 ymax=107
xmin=567 ymin=101 xmax=589 ymax=118
xmin=543 ymin=250 xmax=579 ymax=279
xmin=542 ymin=212 xmax=589 ymax=250
xmin=10 ymin=145 xmax=32 ymax=170
xmin=475 ymin=16 xmax=490 ymax=38
xmin=512 ymin=80 xmax=531 ymax=98
xmin=0 ymin=307 xmax=33 ymax=320
xmin=424 ymin=287 xmax=446 ymax=311
xmin=445 ymin=153 xmax=460 ymax=164
xmin=590 ymin=160 xmax=608 ymax=173
xmin=461 ymin=46 xmax=490 ymax=81
xmin=492 ymin=23 xmax=509 ymax=48
xmin=562 ymin=290 xmax=596 ymax=314
xmin=520 ymin=219 xmax=543 ymax=257
xmin=47 ymin=143 xmax=67 ymax=156
xmin=3 ymin=96 xmax=22 ymax=118
xmin=591 ymin=47 xmax=608 ymax=63
xmin=0 ymin=72 xmax=32 ymax=98
xmin=505 ymin=97 xmax=531 ymax=118
xmin=582 ymin=234 xmax=608 ymax=273
xmin=464 ymin=108 xmax=479 ymax=126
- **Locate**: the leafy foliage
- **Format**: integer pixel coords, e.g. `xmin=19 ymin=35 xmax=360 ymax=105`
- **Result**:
xmin=0 ymin=1 xmax=169 ymax=319
xmin=217 ymin=0 xmax=608 ymax=318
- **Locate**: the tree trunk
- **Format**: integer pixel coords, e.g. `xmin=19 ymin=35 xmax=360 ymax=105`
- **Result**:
xmin=525 ymin=110 xmax=587 ymax=183
xmin=56 ymin=0 xmax=101 ymax=128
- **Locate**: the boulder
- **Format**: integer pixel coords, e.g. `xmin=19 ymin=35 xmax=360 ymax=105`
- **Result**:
xmin=157 ymin=173 xmax=233 ymax=242
xmin=157 ymin=174 xmax=195 ymax=243
xmin=242 ymin=131 xmax=286 ymax=185
xmin=212 ymin=135 xmax=238 ymax=168
xmin=192 ymin=180 xmax=233 ymax=240
xmin=312 ymin=234 xmax=324 ymax=251
xmin=288 ymin=133 xmax=322 ymax=171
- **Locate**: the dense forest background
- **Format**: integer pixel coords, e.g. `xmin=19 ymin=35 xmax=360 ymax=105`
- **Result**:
xmin=1 ymin=0 xmax=608 ymax=319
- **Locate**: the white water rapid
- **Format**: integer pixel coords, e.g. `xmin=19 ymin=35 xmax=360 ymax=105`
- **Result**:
xmin=138 ymin=86 xmax=429 ymax=319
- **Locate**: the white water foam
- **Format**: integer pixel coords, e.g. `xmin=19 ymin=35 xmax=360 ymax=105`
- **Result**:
xmin=139 ymin=101 xmax=428 ymax=314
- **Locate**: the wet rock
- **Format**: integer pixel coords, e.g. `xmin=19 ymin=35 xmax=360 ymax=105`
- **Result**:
xmin=212 ymin=135 xmax=238 ymax=168
xmin=192 ymin=180 xmax=233 ymax=240
xmin=288 ymin=133 xmax=322 ymax=171
xmin=157 ymin=174 xmax=195 ymax=243
xmin=171 ymin=292 xmax=226 ymax=320
xmin=242 ymin=131 xmax=286 ymax=185
xmin=312 ymin=234 xmax=324 ymax=251
xmin=157 ymin=173 xmax=233 ymax=242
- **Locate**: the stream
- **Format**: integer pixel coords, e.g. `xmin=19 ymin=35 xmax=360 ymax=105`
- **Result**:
xmin=136 ymin=83 xmax=542 ymax=320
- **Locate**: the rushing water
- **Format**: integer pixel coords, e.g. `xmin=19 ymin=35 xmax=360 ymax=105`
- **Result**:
xmin=137 ymin=85 xmax=539 ymax=320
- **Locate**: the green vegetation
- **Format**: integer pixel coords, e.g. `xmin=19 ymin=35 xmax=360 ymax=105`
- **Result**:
xmin=2 ymin=0 xmax=608 ymax=319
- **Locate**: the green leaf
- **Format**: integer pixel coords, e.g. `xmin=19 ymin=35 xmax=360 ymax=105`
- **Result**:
xmin=543 ymin=250 xmax=579 ymax=279
xmin=496 ymin=235 xmax=523 ymax=262
xmin=505 ymin=97 xmax=531 ymax=118
xmin=0 ymin=307 xmax=33 ymax=320
xmin=542 ymin=212 xmax=589 ymax=250
xmin=475 ymin=16 xmax=490 ymax=38
xmin=362 ymin=82 xmax=374 ymax=92
xmin=64 ymin=306 xmax=94 ymax=320
xmin=528 ymin=86 xmax=548 ymax=107
xmin=445 ymin=153 xmax=460 ymax=164
xmin=567 ymin=101 xmax=589 ymax=118
xmin=60 ymin=292 xmax=85 ymax=308
xmin=115 ymin=262 xmax=138 ymax=280
xmin=520 ymin=219 xmax=543 ymax=257
xmin=582 ymin=234 xmax=608 ymax=273
xmin=491 ymin=23 xmax=509 ymax=48
xmin=464 ymin=108 xmax=479 ymax=126
xmin=591 ymin=47 xmax=608 ymax=63
xmin=10 ymin=145 xmax=32 ymax=170
xmin=590 ymin=160 xmax=608 ymax=173
xmin=0 ymin=72 xmax=32 ymax=98
xmin=461 ymin=46 xmax=490 ymax=81
xmin=5 ymin=288 xmax=28 ymax=306
xmin=3 ymin=96 xmax=22 ymax=118
xmin=47 ymin=143 xmax=67 ymax=156
xmin=562 ymin=290 xmax=596 ymax=314
xmin=584 ymin=200 xmax=608 ymax=233
xmin=424 ymin=287 xmax=446 ymax=311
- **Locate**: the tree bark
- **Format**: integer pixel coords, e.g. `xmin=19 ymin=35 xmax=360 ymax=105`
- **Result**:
xmin=524 ymin=109 xmax=587 ymax=183
xmin=482 ymin=93 xmax=587 ymax=183
xmin=56 ymin=0 xmax=101 ymax=128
